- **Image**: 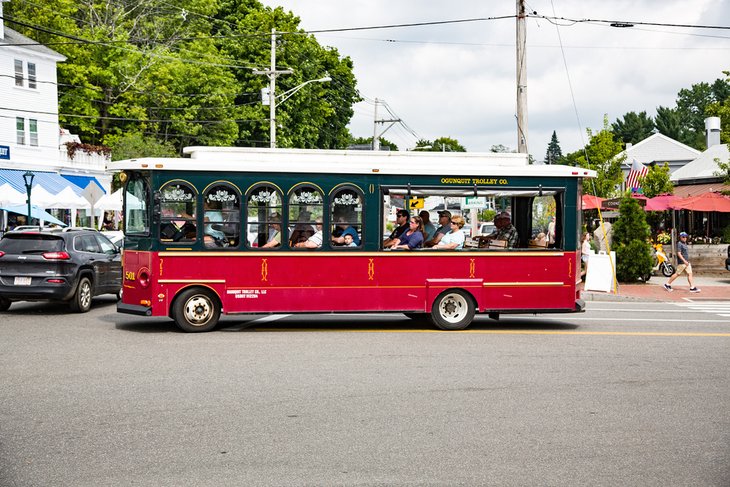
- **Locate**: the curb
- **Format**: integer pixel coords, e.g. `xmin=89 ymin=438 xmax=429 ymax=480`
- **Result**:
xmin=581 ymin=291 xmax=662 ymax=302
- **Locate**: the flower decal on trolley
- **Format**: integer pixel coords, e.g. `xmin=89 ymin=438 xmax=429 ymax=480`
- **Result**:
xmin=291 ymin=191 xmax=322 ymax=205
xmin=334 ymin=192 xmax=359 ymax=206
xmin=162 ymin=185 xmax=194 ymax=202
xmin=251 ymin=189 xmax=277 ymax=203
xmin=207 ymin=189 xmax=237 ymax=203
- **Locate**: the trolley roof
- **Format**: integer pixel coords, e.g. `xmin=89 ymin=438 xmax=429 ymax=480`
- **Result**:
xmin=107 ymin=146 xmax=596 ymax=179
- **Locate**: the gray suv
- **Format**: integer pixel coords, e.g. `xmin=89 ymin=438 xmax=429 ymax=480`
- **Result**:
xmin=0 ymin=229 xmax=122 ymax=312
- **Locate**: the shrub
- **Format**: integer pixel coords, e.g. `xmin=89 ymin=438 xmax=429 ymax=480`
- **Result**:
xmin=613 ymin=195 xmax=653 ymax=282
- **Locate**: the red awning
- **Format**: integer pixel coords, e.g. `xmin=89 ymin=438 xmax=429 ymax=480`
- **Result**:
xmin=645 ymin=194 xmax=678 ymax=211
xmin=672 ymin=192 xmax=730 ymax=212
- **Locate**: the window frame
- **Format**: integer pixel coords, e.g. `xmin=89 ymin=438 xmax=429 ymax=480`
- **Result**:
xmin=245 ymin=182 xmax=283 ymax=250
xmin=14 ymin=59 xmax=23 ymax=87
xmin=202 ymin=182 xmax=241 ymax=249
xmin=27 ymin=63 xmax=36 ymax=89
xmin=329 ymin=184 xmax=364 ymax=250
xmin=288 ymin=183 xmax=324 ymax=250
xmin=16 ymin=117 xmax=25 ymax=145
xmin=158 ymin=180 xmax=198 ymax=244
xmin=29 ymin=119 xmax=38 ymax=147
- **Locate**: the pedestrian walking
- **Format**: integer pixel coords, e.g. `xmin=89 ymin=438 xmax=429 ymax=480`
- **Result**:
xmin=663 ymin=232 xmax=700 ymax=293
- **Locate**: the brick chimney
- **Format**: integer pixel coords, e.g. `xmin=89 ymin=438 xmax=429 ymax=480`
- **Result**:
xmin=705 ymin=117 xmax=721 ymax=148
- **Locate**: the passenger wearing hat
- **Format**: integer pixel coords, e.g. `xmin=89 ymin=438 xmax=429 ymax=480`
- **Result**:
xmin=664 ymin=232 xmax=700 ymax=293
xmin=424 ymin=210 xmax=452 ymax=247
xmin=484 ymin=211 xmax=519 ymax=248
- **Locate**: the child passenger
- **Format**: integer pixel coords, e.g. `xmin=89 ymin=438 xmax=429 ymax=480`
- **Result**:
xmin=343 ymin=234 xmax=357 ymax=247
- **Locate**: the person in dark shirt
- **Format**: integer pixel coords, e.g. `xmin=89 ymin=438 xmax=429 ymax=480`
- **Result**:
xmin=383 ymin=209 xmax=410 ymax=248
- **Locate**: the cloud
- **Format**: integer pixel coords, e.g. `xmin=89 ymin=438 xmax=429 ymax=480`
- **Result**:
xmin=261 ymin=0 xmax=730 ymax=158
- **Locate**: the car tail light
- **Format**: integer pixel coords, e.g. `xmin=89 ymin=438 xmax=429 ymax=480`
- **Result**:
xmin=0 ymin=251 xmax=4 ymax=258
xmin=138 ymin=269 xmax=150 ymax=288
xmin=47 ymin=279 xmax=66 ymax=284
xmin=42 ymin=251 xmax=71 ymax=260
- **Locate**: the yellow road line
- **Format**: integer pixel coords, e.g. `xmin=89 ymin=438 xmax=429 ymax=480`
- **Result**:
xmin=253 ymin=328 xmax=730 ymax=337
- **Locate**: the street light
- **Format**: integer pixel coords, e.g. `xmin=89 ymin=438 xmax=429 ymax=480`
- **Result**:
xmin=22 ymin=170 xmax=34 ymax=225
xmin=259 ymin=75 xmax=331 ymax=149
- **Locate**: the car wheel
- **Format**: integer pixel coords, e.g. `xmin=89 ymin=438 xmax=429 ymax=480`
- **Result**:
xmin=0 ymin=297 xmax=10 ymax=312
xmin=172 ymin=288 xmax=220 ymax=333
xmin=430 ymin=289 xmax=475 ymax=330
xmin=70 ymin=276 xmax=93 ymax=313
xmin=116 ymin=287 xmax=123 ymax=301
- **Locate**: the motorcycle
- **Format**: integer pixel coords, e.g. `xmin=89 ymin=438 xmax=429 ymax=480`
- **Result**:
xmin=652 ymin=243 xmax=675 ymax=277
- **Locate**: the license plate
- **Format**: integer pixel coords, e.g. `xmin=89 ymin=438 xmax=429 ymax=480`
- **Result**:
xmin=14 ymin=277 xmax=32 ymax=286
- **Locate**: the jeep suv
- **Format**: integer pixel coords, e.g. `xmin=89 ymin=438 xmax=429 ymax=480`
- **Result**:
xmin=726 ymin=244 xmax=730 ymax=271
xmin=0 ymin=230 xmax=122 ymax=312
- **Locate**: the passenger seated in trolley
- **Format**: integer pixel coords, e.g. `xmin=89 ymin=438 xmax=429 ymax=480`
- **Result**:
xmin=390 ymin=215 xmax=425 ymax=250
xmin=483 ymin=211 xmax=519 ymax=249
xmin=294 ymin=219 xmax=323 ymax=249
xmin=331 ymin=216 xmax=360 ymax=246
xmin=435 ymin=215 xmax=466 ymax=249
xmin=261 ymin=213 xmax=282 ymax=248
xmin=343 ymin=234 xmax=357 ymax=247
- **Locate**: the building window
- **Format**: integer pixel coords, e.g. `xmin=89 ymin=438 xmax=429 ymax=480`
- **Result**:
xmin=27 ymin=63 xmax=36 ymax=89
xmin=29 ymin=119 xmax=38 ymax=147
xmin=16 ymin=117 xmax=25 ymax=145
xmin=14 ymin=59 xmax=23 ymax=87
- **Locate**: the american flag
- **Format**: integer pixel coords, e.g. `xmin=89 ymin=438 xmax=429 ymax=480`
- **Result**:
xmin=625 ymin=159 xmax=648 ymax=190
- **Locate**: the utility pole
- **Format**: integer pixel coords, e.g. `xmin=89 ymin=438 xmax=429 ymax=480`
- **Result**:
xmin=516 ymin=0 xmax=528 ymax=154
xmin=253 ymin=29 xmax=292 ymax=148
xmin=372 ymin=98 xmax=400 ymax=151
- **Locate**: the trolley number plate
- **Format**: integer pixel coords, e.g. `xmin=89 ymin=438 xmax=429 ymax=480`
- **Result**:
xmin=14 ymin=277 xmax=32 ymax=286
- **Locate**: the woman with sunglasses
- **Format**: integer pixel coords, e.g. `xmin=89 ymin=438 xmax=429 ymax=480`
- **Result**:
xmin=435 ymin=215 xmax=466 ymax=250
xmin=391 ymin=215 xmax=425 ymax=250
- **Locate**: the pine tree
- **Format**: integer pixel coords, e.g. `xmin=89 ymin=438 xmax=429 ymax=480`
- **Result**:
xmin=613 ymin=196 xmax=653 ymax=282
xmin=544 ymin=131 xmax=563 ymax=165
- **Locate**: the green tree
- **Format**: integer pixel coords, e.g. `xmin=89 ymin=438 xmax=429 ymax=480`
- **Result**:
xmin=349 ymin=136 xmax=398 ymax=151
xmin=641 ymin=162 xmax=674 ymax=198
xmin=612 ymin=196 xmax=653 ymax=282
xmin=675 ymin=78 xmax=730 ymax=149
xmin=611 ymin=111 xmax=655 ymax=145
xmin=654 ymin=106 xmax=690 ymax=144
xmin=544 ymin=131 xmax=563 ymax=164
xmin=571 ymin=116 xmax=625 ymax=198
xmin=414 ymin=137 xmax=466 ymax=152
xmin=6 ymin=0 xmax=359 ymax=152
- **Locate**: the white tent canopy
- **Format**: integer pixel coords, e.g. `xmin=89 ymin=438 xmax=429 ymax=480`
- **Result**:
xmin=51 ymin=186 xmax=91 ymax=209
xmin=95 ymin=188 xmax=123 ymax=211
xmin=0 ymin=183 xmax=27 ymax=206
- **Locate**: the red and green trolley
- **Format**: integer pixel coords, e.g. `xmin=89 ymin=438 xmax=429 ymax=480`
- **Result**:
xmin=110 ymin=147 xmax=595 ymax=332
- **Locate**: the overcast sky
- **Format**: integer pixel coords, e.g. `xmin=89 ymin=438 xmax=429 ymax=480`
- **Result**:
xmin=259 ymin=0 xmax=730 ymax=159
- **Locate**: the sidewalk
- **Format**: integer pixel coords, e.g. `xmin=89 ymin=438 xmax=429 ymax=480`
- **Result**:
xmin=581 ymin=273 xmax=730 ymax=302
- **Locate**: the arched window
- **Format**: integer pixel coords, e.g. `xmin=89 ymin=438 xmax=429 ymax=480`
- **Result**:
xmin=159 ymin=181 xmax=197 ymax=243
xmin=246 ymin=184 xmax=283 ymax=249
xmin=330 ymin=186 xmax=363 ymax=248
xmin=203 ymin=183 xmax=240 ymax=248
xmin=288 ymin=184 xmax=324 ymax=249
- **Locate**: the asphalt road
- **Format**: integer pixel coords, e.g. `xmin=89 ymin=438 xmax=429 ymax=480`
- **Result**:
xmin=1 ymin=298 xmax=729 ymax=486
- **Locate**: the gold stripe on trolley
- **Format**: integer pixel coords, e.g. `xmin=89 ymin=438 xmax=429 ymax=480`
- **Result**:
xmin=483 ymin=282 xmax=566 ymax=287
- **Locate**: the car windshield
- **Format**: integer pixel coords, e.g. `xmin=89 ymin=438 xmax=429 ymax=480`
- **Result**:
xmin=0 ymin=235 xmax=65 ymax=254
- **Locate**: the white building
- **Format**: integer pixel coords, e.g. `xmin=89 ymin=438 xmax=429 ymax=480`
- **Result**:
xmin=0 ymin=0 xmax=111 ymax=227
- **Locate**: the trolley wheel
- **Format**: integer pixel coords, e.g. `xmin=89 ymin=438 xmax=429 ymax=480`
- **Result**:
xmin=0 ymin=297 xmax=10 ymax=311
xmin=430 ymin=289 xmax=475 ymax=330
xmin=172 ymin=288 xmax=220 ymax=333
xmin=661 ymin=263 xmax=675 ymax=277
xmin=69 ymin=276 xmax=92 ymax=313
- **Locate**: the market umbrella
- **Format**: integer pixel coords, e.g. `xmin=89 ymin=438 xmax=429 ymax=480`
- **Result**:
xmin=645 ymin=194 xmax=678 ymax=211
xmin=672 ymin=192 xmax=730 ymax=212
xmin=581 ymin=194 xmax=604 ymax=210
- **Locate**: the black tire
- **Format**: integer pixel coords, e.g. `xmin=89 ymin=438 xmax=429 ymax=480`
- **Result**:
xmin=661 ymin=263 xmax=675 ymax=277
xmin=430 ymin=289 xmax=475 ymax=330
xmin=116 ymin=287 xmax=123 ymax=301
xmin=0 ymin=297 xmax=11 ymax=312
xmin=172 ymin=288 xmax=220 ymax=333
xmin=69 ymin=276 xmax=93 ymax=313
